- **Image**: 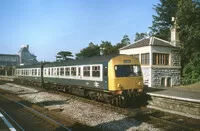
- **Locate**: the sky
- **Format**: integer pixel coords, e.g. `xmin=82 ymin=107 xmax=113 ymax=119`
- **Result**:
xmin=0 ymin=0 xmax=159 ymax=61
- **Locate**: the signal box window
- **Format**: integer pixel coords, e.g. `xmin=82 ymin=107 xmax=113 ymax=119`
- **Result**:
xmin=83 ymin=66 xmax=90 ymax=77
xmin=71 ymin=67 xmax=76 ymax=76
xmin=153 ymin=53 xmax=169 ymax=65
xmin=141 ymin=53 xmax=149 ymax=65
xmin=92 ymin=66 xmax=100 ymax=77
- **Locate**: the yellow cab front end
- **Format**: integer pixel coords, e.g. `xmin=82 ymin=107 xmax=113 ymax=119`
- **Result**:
xmin=108 ymin=55 xmax=144 ymax=96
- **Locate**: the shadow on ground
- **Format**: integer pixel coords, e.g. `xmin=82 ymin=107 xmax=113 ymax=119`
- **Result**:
xmin=36 ymin=100 xmax=71 ymax=106
xmin=144 ymin=86 xmax=166 ymax=93
xmin=93 ymin=117 xmax=142 ymax=131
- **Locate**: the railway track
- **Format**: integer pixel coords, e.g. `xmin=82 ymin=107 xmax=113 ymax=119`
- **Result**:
xmin=0 ymin=93 xmax=71 ymax=131
xmin=1 ymin=80 xmax=200 ymax=131
xmin=52 ymin=91 xmax=200 ymax=131
xmin=134 ymin=108 xmax=200 ymax=131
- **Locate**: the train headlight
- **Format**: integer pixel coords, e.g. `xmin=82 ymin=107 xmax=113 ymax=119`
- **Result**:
xmin=138 ymin=88 xmax=143 ymax=92
xmin=118 ymin=84 xmax=123 ymax=89
xmin=138 ymin=82 xmax=142 ymax=86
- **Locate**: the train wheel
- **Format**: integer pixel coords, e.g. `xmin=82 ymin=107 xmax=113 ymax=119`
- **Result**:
xmin=90 ymin=93 xmax=98 ymax=101
xmin=62 ymin=87 xmax=66 ymax=92
xmin=118 ymin=96 xmax=126 ymax=107
xmin=111 ymin=98 xmax=116 ymax=106
xmin=104 ymin=96 xmax=112 ymax=105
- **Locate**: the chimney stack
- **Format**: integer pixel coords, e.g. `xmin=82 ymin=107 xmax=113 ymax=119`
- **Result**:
xmin=170 ymin=17 xmax=180 ymax=47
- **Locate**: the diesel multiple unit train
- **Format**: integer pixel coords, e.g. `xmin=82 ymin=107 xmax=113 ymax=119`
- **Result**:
xmin=14 ymin=54 xmax=144 ymax=107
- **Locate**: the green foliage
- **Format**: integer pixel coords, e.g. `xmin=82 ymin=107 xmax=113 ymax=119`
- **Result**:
xmin=182 ymin=53 xmax=200 ymax=84
xmin=176 ymin=0 xmax=200 ymax=84
xmin=100 ymin=41 xmax=115 ymax=55
xmin=134 ymin=32 xmax=148 ymax=41
xmin=76 ymin=35 xmax=130 ymax=58
xmin=149 ymin=0 xmax=179 ymax=40
xmin=56 ymin=51 xmax=73 ymax=61
xmin=75 ymin=42 xmax=100 ymax=59
xmin=121 ymin=35 xmax=131 ymax=45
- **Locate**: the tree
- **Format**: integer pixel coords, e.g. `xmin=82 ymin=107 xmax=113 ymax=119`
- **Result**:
xmin=149 ymin=0 xmax=179 ymax=40
xmin=56 ymin=51 xmax=73 ymax=61
xmin=176 ymin=0 xmax=200 ymax=84
xmin=121 ymin=35 xmax=131 ymax=45
xmin=134 ymin=32 xmax=148 ymax=41
xmin=75 ymin=42 xmax=100 ymax=59
xmin=99 ymin=41 xmax=116 ymax=55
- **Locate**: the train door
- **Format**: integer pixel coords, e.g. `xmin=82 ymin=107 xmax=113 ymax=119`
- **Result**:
xmin=103 ymin=65 xmax=108 ymax=90
xmin=77 ymin=66 xmax=82 ymax=79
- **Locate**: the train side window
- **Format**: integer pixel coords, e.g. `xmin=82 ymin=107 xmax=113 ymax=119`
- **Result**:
xmin=65 ymin=67 xmax=70 ymax=76
xmin=32 ymin=69 xmax=34 ymax=76
xmin=51 ymin=68 xmax=54 ymax=76
xmin=47 ymin=68 xmax=51 ymax=76
xmin=71 ymin=67 xmax=76 ymax=76
xmin=60 ymin=67 xmax=64 ymax=76
xmin=53 ymin=68 xmax=57 ymax=76
xmin=35 ymin=69 xmax=37 ymax=76
xmin=78 ymin=67 xmax=81 ymax=76
xmin=57 ymin=68 xmax=59 ymax=76
xmin=44 ymin=69 xmax=46 ymax=75
xmin=83 ymin=66 xmax=90 ymax=77
xmin=26 ymin=70 xmax=28 ymax=76
xmin=38 ymin=69 xmax=41 ymax=76
xmin=29 ymin=69 xmax=31 ymax=76
xmin=92 ymin=66 xmax=100 ymax=77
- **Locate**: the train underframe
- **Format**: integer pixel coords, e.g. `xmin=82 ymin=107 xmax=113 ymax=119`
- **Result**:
xmin=14 ymin=78 xmax=144 ymax=107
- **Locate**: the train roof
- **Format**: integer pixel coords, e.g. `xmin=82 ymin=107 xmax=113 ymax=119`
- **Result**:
xmin=16 ymin=64 xmax=42 ymax=69
xmin=16 ymin=54 xmax=133 ymax=68
xmin=44 ymin=54 xmax=120 ymax=67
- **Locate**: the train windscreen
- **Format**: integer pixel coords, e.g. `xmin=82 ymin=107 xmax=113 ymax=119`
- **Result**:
xmin=114 ymin=65 xmax=141 ymax=77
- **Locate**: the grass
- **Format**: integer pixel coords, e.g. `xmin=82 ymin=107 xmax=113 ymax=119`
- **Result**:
xmin=173 ymin=81 xmax=200 ymax=92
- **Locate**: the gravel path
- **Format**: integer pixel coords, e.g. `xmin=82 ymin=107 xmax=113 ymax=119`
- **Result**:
xmin=0 ymin=83 xmax=162 ymax=131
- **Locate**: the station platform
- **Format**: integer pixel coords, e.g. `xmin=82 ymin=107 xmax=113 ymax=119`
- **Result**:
xmin=146 ymin=86 xmax=200 ymax=103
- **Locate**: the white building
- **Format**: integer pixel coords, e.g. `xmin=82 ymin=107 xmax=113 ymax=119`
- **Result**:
xmin=120 ymin=27 xmax=181 ymax=87
xmin=18 ymin=45 xmax=38 ymax=65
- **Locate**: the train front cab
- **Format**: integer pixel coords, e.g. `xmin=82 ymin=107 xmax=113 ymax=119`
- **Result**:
xmin=108 ymin=55 xmax=144 ymax=97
